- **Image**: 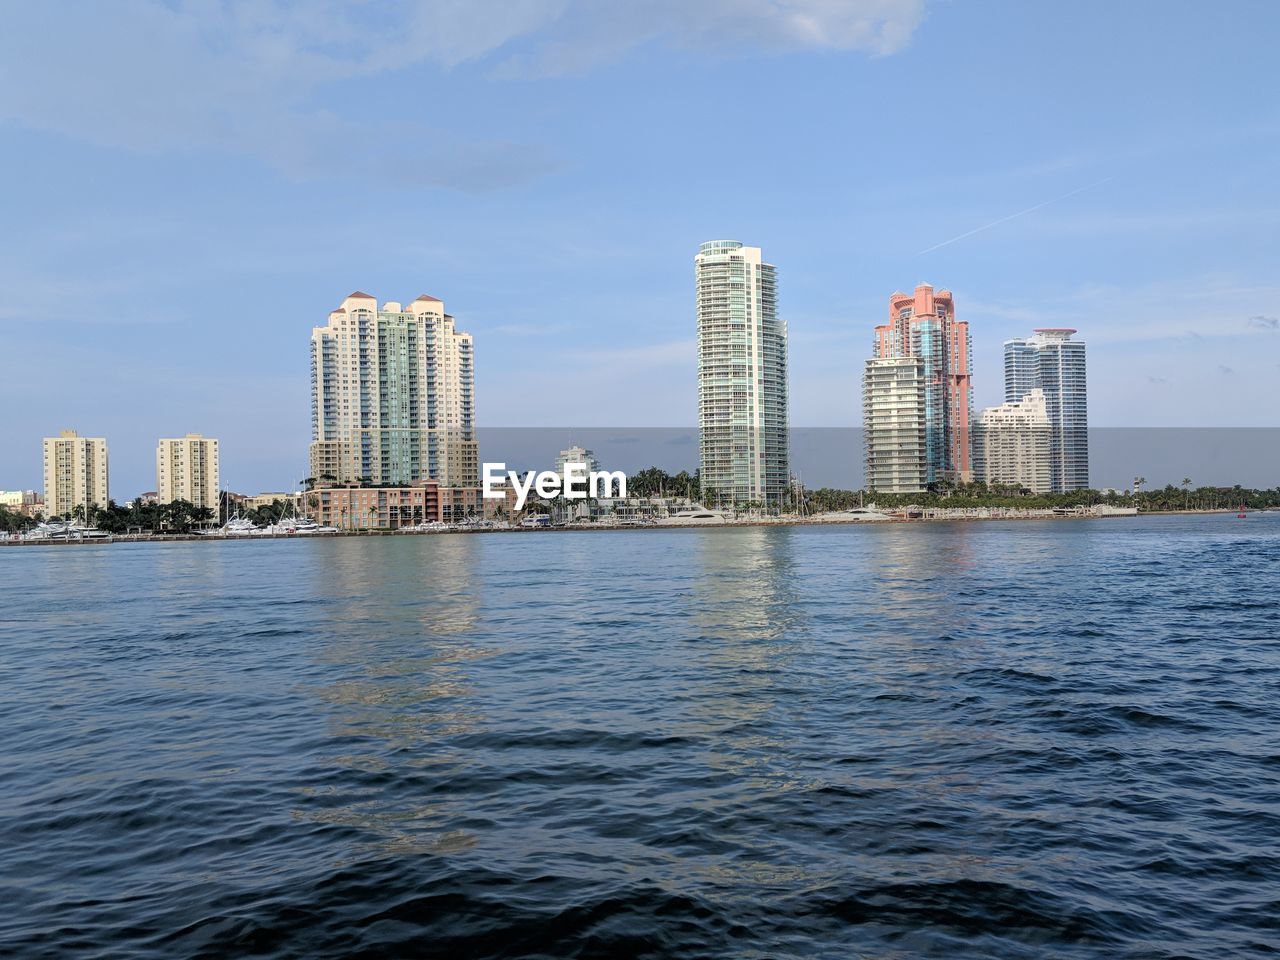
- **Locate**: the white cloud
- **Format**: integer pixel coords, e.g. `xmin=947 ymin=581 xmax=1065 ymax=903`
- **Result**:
xmin=492 ymin=0 xmax=924 ymax=76
xmin=0 ymin=0 xmax=923 ymax=188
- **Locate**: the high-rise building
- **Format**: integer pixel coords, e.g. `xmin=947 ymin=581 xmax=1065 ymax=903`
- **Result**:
xmin=555 ymin=445 xmax=601 ymax=476
xmin=972 ymin=389 xmax=1051 ymax=494
xmin=42 ymin=429 xmax=109 ymax=518
xmin=156 ymin=433 xmax=221 ymax=512
xmin=310 ymin=292 xmax=477 ymax=487
xmin=872 ymin=284 xmax=972 ymax=483
xmin=695 ymin=240 xmax=789 ymax=506
xmin=1003 ymin=329 xmax=1088 ymax=492
xmin=863 ymin=356 xmax=927 ymax=493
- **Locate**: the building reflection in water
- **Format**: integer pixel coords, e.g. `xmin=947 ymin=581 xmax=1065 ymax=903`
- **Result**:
xmin=674 ymin=527 xmax=824 ymax=888
xmin=294 ymin=536 xmax=488 ymax=859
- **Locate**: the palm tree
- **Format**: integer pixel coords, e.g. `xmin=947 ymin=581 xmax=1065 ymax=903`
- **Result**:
xmin=1181 ymin=477 xmax=1192 ymax=510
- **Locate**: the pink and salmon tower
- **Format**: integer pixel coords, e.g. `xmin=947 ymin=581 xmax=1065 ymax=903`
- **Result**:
xmin=873 ymin=284 xmax=973 ymax=483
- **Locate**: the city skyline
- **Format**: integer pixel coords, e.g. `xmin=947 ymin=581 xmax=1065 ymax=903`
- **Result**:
xmin=2 ymin=2 xmax=1278 ymax=496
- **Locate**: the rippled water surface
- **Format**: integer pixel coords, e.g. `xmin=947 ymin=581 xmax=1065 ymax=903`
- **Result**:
xmin=2 ymin=515 xmax=1279 ymax=958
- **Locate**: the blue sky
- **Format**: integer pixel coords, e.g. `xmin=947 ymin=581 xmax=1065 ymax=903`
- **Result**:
xmin=2 ymin=0 xmax=1277 ymax=496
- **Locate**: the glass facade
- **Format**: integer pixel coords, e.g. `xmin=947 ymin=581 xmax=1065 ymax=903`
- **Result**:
xmin=1002 ymin=330 xmax=1089 ymax=492
xmin=695 ymin=241 xmax=790 ymax=506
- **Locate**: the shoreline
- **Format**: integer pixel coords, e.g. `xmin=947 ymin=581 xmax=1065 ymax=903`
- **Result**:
xmin=2 ymin=508 xmax=1258 ymax=548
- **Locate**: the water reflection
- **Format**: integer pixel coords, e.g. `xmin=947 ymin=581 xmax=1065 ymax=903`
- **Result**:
xmin=296 ymin=537 xmax=488 ymax=857
xmin=676 ymin=528 xmax=823 ymax=888
xmin=689 ymin=526 xmax=804 ymax=644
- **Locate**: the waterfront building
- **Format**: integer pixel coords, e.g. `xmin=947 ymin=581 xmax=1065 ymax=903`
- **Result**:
xmin=311 ymin=480 xmax=487 ymax=529
xmin=863 ymin=356 xmax=928 ymax=493
xmin=156 ymin=433 xmax=220 ymax=512
xmin=42 ymin=430 xmax=109 ymax=518
xmin=972 ymin=389 xmax=1052 ymax=494
xmin=310 ymin=292 xmax=477 ymax=488
xmin=555 ymin=445 xmax=601 ymax=476
xmin=872 ymin=284 xmax=973 ymax=483
xmin=1003 ymin=329 xmax=1088 ymax=492
xmin=244 ymin=491 xmax=302 ymax=513
xmin=0 ymin=490 xmax=43 ymax=517
xmin=695 ymin=240 xmax=789 ymax=507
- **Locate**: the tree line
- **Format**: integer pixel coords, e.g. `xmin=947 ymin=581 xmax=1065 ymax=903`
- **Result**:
xmin=0 ymin=493 xmax=314 ymax=535
xmin=4 ymin=476 xmax=1276 ymax=535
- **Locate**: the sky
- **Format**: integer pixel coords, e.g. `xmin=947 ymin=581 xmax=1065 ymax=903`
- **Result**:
xmin=1 ymin=0 xmax=1277 ymax=496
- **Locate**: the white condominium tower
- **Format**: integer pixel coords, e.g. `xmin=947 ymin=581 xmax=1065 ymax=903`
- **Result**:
xmin=310 ymin=292 xmax=477 ymax=487
xmin=863 ymin=357 xmax=927 ymax=493
xmin=1003 ymin=329 xmax=1088 ymax=492
xmin=42 ymin=429 xmax=109 ymax=517
xmin=555 ymin=444 xmax=601 ymax=476
xmin=695 ymin=241 xmax=789 ymax=506
xmin=156 ymin=434 xmax=220 ymax=512
xmin=972 ymin=389 xmax=1051 ymax=494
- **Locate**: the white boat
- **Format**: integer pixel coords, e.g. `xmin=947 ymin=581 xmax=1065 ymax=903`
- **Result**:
xmin=211 ymin=517 xmax=263 ymax=536
xmin=398 ymin=520 xmax=449 ymax=533
xmin=821 ymin=506 xmax=892 ymax=522
xmin=23 ymin=520 xmax=112 ymax=541
xmin=519 ymin=514 xmax=551 ymax=528
xmin=270 ymin=517 xmax=338 ymax=535
xmin=1089 ymin=504 xmax=1139 ymax=517
xmin=656 ymin=508 xmax=728 ymax=525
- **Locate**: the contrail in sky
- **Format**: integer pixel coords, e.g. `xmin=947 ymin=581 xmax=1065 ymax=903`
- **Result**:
xmin=916 ymin=176 xmax=1115 ymax=255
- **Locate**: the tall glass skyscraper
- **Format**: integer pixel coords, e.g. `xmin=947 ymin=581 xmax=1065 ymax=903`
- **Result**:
xmin=695 ymin=241 xmax=789 ymax=506
xmin=310 ymin=292 xmax=477 ymax=488
xmin=868 ymin=283 xmax=972 ymax=486
xmin=1003 ymin=329 xmax=1088 ymax=492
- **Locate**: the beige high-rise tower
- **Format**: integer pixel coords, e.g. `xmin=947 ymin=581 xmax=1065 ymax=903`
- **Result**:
xmin=972 ymin=389 xmax=1051 ymax=494
xmin=156 ymin=434 xmax=221 ymax=512
xmin=42 ymin=430 xmax=109 ymax=518
xmin=310 ymin=292 xmax=477 ymax=487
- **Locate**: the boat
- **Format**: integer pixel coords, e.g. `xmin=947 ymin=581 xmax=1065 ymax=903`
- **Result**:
xmin=656 ymin=508 xmax=728 ymax=526
xmin=821 ymin=506 xmax=892 ymax=522
xmin=398 ymin=520 xmax=449 ymax=533
xmin=518 ymin=514 xmax=552 ymax=528
xmin=1090 ymin=504 xmax=1139 ymax=517
xmin=22 ymin=520 xmax=112 ymax=541
xmin=269 ymin=517 xmax=338 ymax=535
xmin=206 ymin=516 xmax=263 ymax=536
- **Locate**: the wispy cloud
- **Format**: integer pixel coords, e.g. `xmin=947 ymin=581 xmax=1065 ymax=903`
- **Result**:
xmin=1247 ymin=314 xmax=1278 ymax=331
xmin=493 ymin=0 xmax=924 ymax=76
xmin=0 ymin=0 xmax=923 ymax=190
xmin=968 ymin=277 xmax=1280 ymax=346
xmin=916 ymin=177 xmax=1115 ymax=255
